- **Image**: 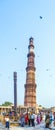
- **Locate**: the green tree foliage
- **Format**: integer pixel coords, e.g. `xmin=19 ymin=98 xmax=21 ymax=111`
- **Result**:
xmin=39 ymin=105 xmax=42 ymax=107
xmin=2 ymin=101 xmax=13 ymax=106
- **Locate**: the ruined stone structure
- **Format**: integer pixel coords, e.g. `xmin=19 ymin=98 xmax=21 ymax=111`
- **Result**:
xmin=24 ymin=37 xmax=37 ymax=108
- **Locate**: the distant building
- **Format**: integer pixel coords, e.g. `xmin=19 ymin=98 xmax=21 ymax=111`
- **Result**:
xmin=51 ymin=106 xmax=55 ymax=112
xmin=0 ymin=106 xmax=12 ymax=114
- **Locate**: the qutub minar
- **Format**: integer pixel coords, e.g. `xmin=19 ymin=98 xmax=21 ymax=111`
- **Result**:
xmin=24 ymin=37 xmax=37 ymax=108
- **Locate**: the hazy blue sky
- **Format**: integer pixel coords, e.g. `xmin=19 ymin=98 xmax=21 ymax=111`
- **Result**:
xmin=0 ymin=0 xmax=55 ymax=108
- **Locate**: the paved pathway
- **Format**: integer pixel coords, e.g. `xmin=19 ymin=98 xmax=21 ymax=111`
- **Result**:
xmin=0 ymin=122 xmax=55 ymax=130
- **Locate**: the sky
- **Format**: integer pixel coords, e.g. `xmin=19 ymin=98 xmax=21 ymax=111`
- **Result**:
xmin=0 ymin=0 xmax=55 ymax=108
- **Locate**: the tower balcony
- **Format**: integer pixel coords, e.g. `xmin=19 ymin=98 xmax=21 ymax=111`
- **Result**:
xmin=24 ymin=83 xmax=37 ymax=88
xmin=26 ymin=66 xmax=36 ymax=71
xmin=27 ymin=52 xmax=35 ymax=57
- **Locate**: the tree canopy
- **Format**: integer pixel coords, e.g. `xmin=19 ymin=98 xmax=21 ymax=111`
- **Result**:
xmin=2 ymin=101 xmax=13 ymax=106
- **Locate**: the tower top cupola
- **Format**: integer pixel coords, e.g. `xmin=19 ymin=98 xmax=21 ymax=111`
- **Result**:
xmin=29 ymin=37 xmax=34 ymax=42
xmin=28 ymin=37 xmax=34 ymax=53
xmin=29 ymin=37 xmax=34 ymax=46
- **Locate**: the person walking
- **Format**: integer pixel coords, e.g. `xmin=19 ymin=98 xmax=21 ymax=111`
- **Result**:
xmin=5 ymin=114 xmax=10 ymax=129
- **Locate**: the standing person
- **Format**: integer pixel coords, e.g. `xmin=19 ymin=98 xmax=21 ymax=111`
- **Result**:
xmin=21 ymin=114 xmax=25 ymax=127
xmin=25 ymin=113 xmax=28 ymax=125
xmin=49 ymin=111 xmax=52 ymax=125
xmin=40 ymin=112 xmax=42 ymax=122
xmin=5 ymin=114 xmax=10 ymax=129
xmin=37 ymin=113 xmax=40 ymax=124
xmin=45 ymin=111 xmax=50 ymax=128
xmin=31 ymin=113 xmax=35 ymax=126
xmin=53 ymin=112 xmax=55 ymax=127
xmin=28 ymin=113 xmax=31 ymax=126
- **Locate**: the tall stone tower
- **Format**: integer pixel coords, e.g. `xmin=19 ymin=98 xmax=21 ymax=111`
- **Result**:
xmin=24 ymin=37 xmax=37 ymax=108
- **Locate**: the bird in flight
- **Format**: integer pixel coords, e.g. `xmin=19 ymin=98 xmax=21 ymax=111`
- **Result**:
xmin=46 ymin=69 xmax=49 ymax=71
xmin=15 ymin=48 xmax=17 ymax=50
xmin=39 ymin=16 xmax=43 ymax=19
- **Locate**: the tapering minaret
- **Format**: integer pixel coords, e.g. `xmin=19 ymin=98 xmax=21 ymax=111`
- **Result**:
xmin=24 ymin=37 xmax=37 ymax=108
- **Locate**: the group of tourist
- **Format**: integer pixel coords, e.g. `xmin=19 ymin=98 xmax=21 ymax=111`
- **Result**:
xmin=18 ymin=110 xmax=55 ymax=128
xmin=3 ymin=110 xmax=55 ymax=129
xmin=18 ymin=112 xmax=43 ymax=127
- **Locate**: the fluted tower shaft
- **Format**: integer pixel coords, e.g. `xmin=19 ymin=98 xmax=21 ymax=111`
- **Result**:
xmin=24 ymin=37 xmax=37 ymax=108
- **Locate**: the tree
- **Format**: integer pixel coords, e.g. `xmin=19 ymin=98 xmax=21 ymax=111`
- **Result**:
xmin=2 ymin=101 xmax=13 ymax=106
